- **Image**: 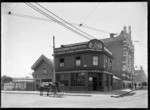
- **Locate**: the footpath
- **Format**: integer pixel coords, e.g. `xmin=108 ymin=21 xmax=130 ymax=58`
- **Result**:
xmin=1 ymin=88 xmax=136 ymax=97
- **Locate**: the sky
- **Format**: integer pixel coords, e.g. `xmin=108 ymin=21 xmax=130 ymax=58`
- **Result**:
xmin=1 ymin=2 xmax=147 ymax=78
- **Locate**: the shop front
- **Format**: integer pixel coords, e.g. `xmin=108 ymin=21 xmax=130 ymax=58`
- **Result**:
xmin=56 ymin=70 xmax=113 ymax=92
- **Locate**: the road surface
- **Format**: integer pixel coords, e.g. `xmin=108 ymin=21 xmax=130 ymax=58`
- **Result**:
xmin=1 ymin=89 xmax=148 ymax=108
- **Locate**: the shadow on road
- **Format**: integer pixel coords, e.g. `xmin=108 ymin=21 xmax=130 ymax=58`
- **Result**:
xmin=119 ymin=92 xmax=136 ymax=97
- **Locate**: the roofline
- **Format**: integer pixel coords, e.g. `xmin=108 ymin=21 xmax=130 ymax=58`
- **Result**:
xmin=31 ymin=54 xmax=53 ymax=70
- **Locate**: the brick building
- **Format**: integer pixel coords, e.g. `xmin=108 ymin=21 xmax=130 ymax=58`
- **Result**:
xmin=31 ymin=54 xmax=54 ymax=90
xmin=101 ymin=26 xmax=135 ymax=89
xmin=54 ymin=39 xmax=114 ymax=92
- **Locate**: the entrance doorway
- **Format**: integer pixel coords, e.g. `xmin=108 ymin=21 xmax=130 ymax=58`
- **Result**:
xmin=93 ymin=77 xmax=97 ymax=90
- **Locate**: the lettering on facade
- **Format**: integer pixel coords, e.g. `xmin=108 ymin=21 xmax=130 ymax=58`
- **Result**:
xmin=54 ymin=39 xmax=112 ymax=56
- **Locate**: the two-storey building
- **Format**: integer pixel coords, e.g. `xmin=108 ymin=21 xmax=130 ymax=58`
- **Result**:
xmin=54 ymin=39 xmax=114 ymax=92
xmin=31 ymin=54 xmax=54 ymax=90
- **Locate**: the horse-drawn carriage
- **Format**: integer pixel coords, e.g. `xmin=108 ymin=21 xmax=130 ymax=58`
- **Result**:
xmin=38 ymin=81 xmax=64 ymax=97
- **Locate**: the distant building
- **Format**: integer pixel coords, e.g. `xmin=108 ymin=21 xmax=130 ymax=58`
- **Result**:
xmin=133 ymin=66 xmax=147 ymax=86
xmin=31 ymin=54 xmax=54 ymax=90
xmin=3 ymin=77 xmax=35 ymax=91
xmin=101 ymin=26 xmax=134 ymax=89
xmin=54 ymin=39 xmax=114 ymax=92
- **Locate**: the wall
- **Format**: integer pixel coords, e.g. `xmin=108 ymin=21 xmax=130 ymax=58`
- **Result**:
xmin=55 ymin=53 xmax=112 ymax=72
xmin=34 ymin=60 xmax=53 ymax=80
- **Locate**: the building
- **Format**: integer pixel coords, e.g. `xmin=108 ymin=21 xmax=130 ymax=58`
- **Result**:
xmin=54 ymin=39 xmax=114 ymax=92
xmin=31 ymin=54 xmax=54 ymax=90
xmin=101 ymin=26 xmax=135 ymax=89
xmin=3 ymin=77 xmax=35 ymax=91
xmin=133 ymin=66 xmax=147 ymax=87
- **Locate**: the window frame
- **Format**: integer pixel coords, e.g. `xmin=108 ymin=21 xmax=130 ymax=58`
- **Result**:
xmin=92 ymin=55 xmax=99 ymax=66
xmin=75 ymin=56 xmax=81 ymax=67
xmin=71 ymin=73 xmax=86 ymax=86
xmin=59 ymin=58 xmax=65 ymax=68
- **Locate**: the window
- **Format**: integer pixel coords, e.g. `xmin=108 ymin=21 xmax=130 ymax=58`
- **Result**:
xmin=42 ymin=68 xmax=47 ymax=74
xmin=105 ymin=57 xmax=108 ymax=68
xmin=59 ymin=58 xmax=64 ymax=67
xmin=71 ymin=73 xmax=85 ymax=86
xmin=110 ymin=60 xmax=112 ymax=70
xmin=56 ymin=74 xmax=69 ymax=86
xmin=93 ymin=56 xmax=98 ymax=66
xmin=75 ymin=56 xmax=81 ymax=67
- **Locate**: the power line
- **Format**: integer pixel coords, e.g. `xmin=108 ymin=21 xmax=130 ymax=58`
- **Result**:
xmin=81 ymin=3 xmax=100 ymax=25
xmin=25 ymin=3 xmax=92 ymax=40
xmin=4 ymin=11 xmax=112 ymax=35
xmin=35 ymin=2 xmax=96 ymax=39
xmin=9 ymin=3 xmax=18 ymax=12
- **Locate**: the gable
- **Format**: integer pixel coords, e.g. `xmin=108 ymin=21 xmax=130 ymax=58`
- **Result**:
xmin=31 ymin=55 xmax=53 ymax=70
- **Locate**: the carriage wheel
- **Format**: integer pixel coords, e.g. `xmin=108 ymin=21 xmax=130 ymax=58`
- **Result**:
xmin=56 ymin=86 xmax=64 ymax=97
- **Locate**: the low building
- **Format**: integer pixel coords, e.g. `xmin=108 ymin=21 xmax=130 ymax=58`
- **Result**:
xmin=31 ymin=54 xmax=54 ymax=90
xmin=54 ymin=39 xmax=114 ymax=92
xmin=3 ymin=77 xmax=35 ymax=91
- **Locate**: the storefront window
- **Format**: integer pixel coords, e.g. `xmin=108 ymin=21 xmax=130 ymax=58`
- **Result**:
xmin=71 ymin=73 xmax=85 ymax=86
xmin=106 ymin=74 xmax=109 ymax=86
xmin=93 ymin=56 xmax=98 ymax=66
xmin=56 ymin=74 xmax=69 ymax=86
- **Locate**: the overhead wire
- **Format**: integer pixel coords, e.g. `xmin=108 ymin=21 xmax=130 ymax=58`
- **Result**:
xmin=3 ymin=11 xmax=113 ymax=35
xmin=81 ymin=3 xmax=100 ymax=26
xmin=25 ymin=3 xmax=92 ymax=40
xmin=35 ymin=2 xmax=96 ymax=39
xmin=9 ymin=3 xmax=18 ymax=12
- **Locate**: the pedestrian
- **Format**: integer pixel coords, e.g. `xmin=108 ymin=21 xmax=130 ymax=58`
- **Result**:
xmin=134 ymin=83 xmax=137 ymax=89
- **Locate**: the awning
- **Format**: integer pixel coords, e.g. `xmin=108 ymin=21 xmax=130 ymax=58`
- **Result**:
xmin=113 ymin=76 xmax=121 ymax=80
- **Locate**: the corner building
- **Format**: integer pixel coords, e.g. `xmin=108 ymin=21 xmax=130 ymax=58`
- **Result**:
xmin=54 ymin=39 xmax=113 ymax=92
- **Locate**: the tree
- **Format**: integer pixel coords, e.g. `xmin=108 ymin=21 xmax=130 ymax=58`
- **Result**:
xmin=1 ymin=75 xmax=13 ymax=83
xmin=142 ymin=82 xmax=147 ymax=86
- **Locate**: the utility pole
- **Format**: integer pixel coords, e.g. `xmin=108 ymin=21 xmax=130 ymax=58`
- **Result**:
xmin=53 ymin=36 xmax=55 ymax=83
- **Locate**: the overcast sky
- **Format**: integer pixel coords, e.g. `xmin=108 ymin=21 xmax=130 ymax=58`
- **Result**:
xmin=1 ymin=2 xmax=147 ymax=78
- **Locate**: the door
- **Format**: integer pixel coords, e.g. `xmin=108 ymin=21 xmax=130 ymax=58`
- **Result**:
xmin=93 ymin=77 xmax=97 ymax=91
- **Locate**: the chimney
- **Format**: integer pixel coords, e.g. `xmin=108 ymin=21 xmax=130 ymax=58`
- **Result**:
xmin=110 ymin=33 xmax=116 ymax=38
xmin=123 ymin=25 xmax=127 ymax=33
xmin=128 ymin=26 xmax=131 ymax=35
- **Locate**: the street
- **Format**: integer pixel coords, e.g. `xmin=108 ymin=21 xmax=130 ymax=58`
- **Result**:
xmin=1 ymin=89 xmax=148 ymax=108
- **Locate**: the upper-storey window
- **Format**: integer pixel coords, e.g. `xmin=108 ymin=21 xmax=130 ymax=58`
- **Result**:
xmin=75 ymin=56 xmax=81 ymax=67
xmin=59 ymin=58 xmax=64 ymax=67
xmin=105 ymin=57 xmax=108 ymax=69
xmin=110 ymin=60 xmax=112 ymax=70
xmin=93 ymin=56 xmax=98 ymax=66
xmin=42 ymin=65 xmax=47 ymax=74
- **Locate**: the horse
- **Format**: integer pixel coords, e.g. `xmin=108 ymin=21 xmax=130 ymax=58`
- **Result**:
xmin=39 ymin=81 xmax=63 ymax=96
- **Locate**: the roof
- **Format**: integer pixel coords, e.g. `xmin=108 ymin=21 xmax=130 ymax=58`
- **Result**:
xmin=31 ymin=54 xmax=53 ymax=70
xmin=61 ymin=41 xmax=88 ymax=47
xmin=13 ymin=79 xmax=33 ymax=82
xmin=113 ymin=75 xmax=121 ymax=80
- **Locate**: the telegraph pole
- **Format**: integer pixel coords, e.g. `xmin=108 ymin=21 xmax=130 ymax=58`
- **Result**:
xmin=53 ymin=36 xmax=55 ymax=83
